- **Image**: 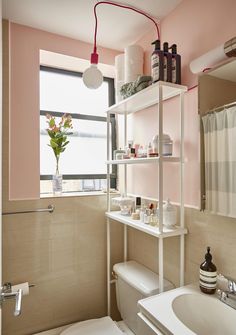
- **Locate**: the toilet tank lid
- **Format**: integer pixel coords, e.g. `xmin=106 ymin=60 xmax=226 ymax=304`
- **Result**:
xmin=113 ymin=261 xmax=174 ymax=296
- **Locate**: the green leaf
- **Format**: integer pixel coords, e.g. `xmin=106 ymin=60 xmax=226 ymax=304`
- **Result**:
xmin=62 ymin=140 xmax=69 ymax=147
xmin=50 ymin=139 xmax=58 ymax=148
xmin=49 ymin=118 xmax=55 ymax=128
xmin=47 ymin=129 xmax=55 ymax=138
xmin=45 ymin=113 xmax=73 ymax=158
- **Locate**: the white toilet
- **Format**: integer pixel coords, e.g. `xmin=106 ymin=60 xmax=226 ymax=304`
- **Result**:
xmin=60 ymin=261 xmax=174 ymax=335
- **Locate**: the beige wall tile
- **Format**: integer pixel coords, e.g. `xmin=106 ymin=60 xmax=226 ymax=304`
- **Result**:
xmin=3 ymin=192 xmax=236 ymax=334
xmin=2 ymin=196 xmax=124 ymax=335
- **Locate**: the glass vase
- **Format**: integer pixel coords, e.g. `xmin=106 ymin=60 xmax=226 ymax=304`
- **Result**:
xmin=52 ymin=172 xmax=63 ymax=195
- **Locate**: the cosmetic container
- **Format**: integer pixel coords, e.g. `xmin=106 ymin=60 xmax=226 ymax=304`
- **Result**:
xmin=140 ymin=205 xmax=146 ymax=223
xmin=114 ymin=149 xmax=126 ymax=160
xmin=131 ymin=210 xmax=140 ymax=220
xmin=163 ymin=42 xmax=172 ymax=82
xmin=112 ymin=196 xmax=134 ymax=216
xmin=171 ymin=44 xmax=181 ymax=84
xmin=199 ymin=247 xmax=217 ymax=294
xmin=151 ymin=40 xmax=164 ymax=83
xmin=134 ymin=143 xmax=140 ymax=157
xmin=125 ymin=145 xmax=131 ymax=157
xmin=147 ymin=142 xmax=153 ymax=156
xmin=130 ymin=148 xmax=135 ymax=158
xmin=152 ymin=134 xmax=173 ymax=156
xmin=144 ymin=209 xmax=151 ymax=224
xmin=137 ymin=146 xmax=146 ymax=158
xmin=163 ymin=199 xmax=177 ymax=228
xmin=135 ymin=197 xmax=141 ymax=210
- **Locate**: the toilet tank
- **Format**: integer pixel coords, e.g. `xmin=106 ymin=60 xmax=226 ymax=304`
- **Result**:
xmin=113 ymin=261 xmax=174 ymax=334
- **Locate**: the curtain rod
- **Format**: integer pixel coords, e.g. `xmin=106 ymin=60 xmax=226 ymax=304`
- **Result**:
xmin=206 ymin=101 xmax=236 ymax=114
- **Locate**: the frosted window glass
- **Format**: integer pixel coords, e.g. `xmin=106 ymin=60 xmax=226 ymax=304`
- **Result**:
xmin=40 ymin=70 xmax=109 ymax=116
xmin=40 ymin=117 xmax=111 ymax=175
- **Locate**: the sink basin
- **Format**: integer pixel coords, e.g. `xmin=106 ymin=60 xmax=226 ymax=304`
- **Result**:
xmin=138 ymin=284 xmax=236 ymax=335
xmin=172 ymin=293 xmax=236 ymax=335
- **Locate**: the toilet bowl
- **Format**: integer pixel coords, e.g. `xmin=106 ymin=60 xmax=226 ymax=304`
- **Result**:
xmin=60 ymin=316 xmax=123 ymax=335
xmin=60 ymin=261 xmax=174 ymax=335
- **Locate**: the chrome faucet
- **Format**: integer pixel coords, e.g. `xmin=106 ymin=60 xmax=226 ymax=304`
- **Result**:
xmin=0 ymin=283 xmax=23 ymax=316
xmin=217 ymin=274 xmax=236 ymax=310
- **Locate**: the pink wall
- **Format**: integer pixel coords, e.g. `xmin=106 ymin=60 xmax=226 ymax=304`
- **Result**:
xmin=140 ymin=0 xmax=236 ymax=87
xmin=9 ymin=0 xmax=236 ymax=202
xmin=9 ymin=23 xmax=119 ymax=200
xmin=127 ymin=0 xmax=236 ymax=207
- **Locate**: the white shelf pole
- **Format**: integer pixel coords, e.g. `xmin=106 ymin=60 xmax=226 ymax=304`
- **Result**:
xmin=158 ymin=84 xmax=164 ymax=293
xmin=180 ymin=92 xmax=185 ymax=286
xmin=107 ymin=112 xmax=111 ymax=210
xmin=180 ymin=92 xmax=184 ymax=228
xmin=180 ymin=234 xmax=185 ymax=286
xmin=107 ymin=218 xmax=111 ymax=316
xmin=124 ymin=111 xmax=128 ymax=261
xmin=106 ymin=112 xmax=111 ymax=316
xmin=158 ymin=237 xmax=164 ymax=293
xmin=124 ymin=111 xmax=127 ymax=196
xmin=158 ymin=84 xmax=163 ymax=234
xmin=124 ymin=225 xmax=128 ymax=261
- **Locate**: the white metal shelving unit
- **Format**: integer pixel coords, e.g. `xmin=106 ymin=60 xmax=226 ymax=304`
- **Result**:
xmin=106 ymin=81 xmax=187 ymax=316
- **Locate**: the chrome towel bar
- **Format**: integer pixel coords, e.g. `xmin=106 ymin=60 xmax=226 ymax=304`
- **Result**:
xmin=2 ymin=204 xmax=54 ymax=215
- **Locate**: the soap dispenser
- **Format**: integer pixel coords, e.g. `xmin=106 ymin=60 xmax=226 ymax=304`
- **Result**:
xmin=151 ymin=40 xmax=164 ymax=83
xmin=170 ymin=44 xmax=181 ymax=84
xmin=199 ymin=247 xmax=217 ymax=294
xmin=163 ymin=42 xmax=172 ymax=82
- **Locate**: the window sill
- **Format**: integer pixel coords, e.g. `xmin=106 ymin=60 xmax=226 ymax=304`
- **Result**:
xmin=40 ymin=189 xmax=119 ymax=199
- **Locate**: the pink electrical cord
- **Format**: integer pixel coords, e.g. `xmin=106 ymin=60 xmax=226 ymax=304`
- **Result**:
xmin=91 ymin=1 xmax=160 ymax=63
xmin=187 ymin=68 xmax=212 ymax=91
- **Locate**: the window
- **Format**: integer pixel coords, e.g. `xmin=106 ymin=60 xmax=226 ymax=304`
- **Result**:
xmin=40 ymin=66 xmax=116 ymax=194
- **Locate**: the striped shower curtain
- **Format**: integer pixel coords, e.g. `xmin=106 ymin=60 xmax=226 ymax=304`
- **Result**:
xmin=202 ymin=106 xmax=236 ymax=217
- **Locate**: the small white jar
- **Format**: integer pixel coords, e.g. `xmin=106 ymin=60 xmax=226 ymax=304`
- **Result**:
xmin=152 ymin=134 xmax=173 ymax=156
xmin=163 ymin=199 xmax=177 ymax=228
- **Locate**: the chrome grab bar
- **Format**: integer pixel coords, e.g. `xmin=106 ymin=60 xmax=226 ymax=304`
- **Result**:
xmin=2 ymin=204 xmax=54 ymax=215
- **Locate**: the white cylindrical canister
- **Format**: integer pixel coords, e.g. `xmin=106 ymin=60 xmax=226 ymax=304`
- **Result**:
xmin=115 ymin=54 xmax=125 ymax=102
xmin=124 ymin=45 xmax=144 ymax=83
xmin=115 ymin=54 xmax=125 ymax=82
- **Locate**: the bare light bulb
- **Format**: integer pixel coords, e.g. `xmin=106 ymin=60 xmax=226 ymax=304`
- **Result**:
xmin=83 ymin=59 xmax=103 ymax=89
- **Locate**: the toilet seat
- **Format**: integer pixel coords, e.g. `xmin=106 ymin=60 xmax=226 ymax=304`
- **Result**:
xmin=60 ymin=317 xmax=124 ymax=335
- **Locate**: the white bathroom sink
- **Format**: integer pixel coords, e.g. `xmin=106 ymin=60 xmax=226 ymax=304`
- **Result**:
xmin=138 ymin=284 xmax=236 ymax=335
xmin=172 ymin=292 xmax=236 ymax=335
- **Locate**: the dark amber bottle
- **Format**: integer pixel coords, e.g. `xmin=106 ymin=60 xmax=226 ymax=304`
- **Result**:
xmin=199 ymin=247 xmax=217 ymax=294
xmin=170 ymin=44 xmax=181 ymax=84
xmin=151 ymin=40 xmax=164 ymax=83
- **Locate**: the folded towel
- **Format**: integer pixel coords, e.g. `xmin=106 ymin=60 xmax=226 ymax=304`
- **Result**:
xmin=120 ymin=82 xmax=136 ymax=98
xmin=120 ymin=75 xmax=152 ymax=99
xmin=136 ymin=81 xmax=150 ymax=92
xmin=136 ymin=75 xmax=152 ymax=86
